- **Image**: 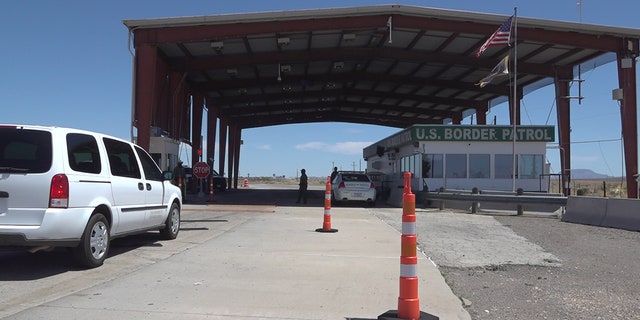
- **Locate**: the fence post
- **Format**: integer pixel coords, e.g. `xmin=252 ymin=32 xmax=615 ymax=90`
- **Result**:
xmin=516 ymin=188 xmax=524 ymax=215
xmin=438 ymin=187 xmax=445 ymax=210
xmin=207 ymin=176 xmax=215 ymax=202
xmin=471 ymin=187 xmax=479 ymax=213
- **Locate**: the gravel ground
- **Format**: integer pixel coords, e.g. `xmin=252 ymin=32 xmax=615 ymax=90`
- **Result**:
xmin=370 ymin=208 xmax=640 ymax=320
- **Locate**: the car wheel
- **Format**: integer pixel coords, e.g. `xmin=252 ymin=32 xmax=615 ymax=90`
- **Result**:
xmin=72 ymin=213 xmax=109 ymax=268
xmin=160 ymin=202 xmax=180 ymax=240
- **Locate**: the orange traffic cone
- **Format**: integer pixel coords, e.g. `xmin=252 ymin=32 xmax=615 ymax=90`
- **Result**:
xmin=379 ymin=172 xmax=435 ymax=320
xmin=316 ymin=176 xmax=337 ymax=233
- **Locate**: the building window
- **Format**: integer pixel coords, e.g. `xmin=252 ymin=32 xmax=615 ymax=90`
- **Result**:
xmin=519 ymin=154 xmax=543 ymax=179
xmin=469 ymin=154 xmax=490 ymax=178
xmin=400 ymin=154 xmax=422 ymax=177
xmin=445 ymin=154 xmax=467 ymax=179
xmin=495 ymin=154 xmax=516 ymax=179
xmin=423 ymin=154 xmax=443 ymax=178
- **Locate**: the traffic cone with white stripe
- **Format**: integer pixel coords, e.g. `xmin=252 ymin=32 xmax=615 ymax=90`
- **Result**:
xmin=379 ymin=172 xmax=436 ymax=320
xmin=316 ymin=176 xmax=337 ymax=233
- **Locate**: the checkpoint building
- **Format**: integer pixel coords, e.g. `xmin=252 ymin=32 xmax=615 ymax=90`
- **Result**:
xmin=363 ymin=124 xmax=555 ymax=203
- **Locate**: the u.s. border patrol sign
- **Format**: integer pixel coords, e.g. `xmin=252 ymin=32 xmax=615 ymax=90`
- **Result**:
xmin=413 ymin=125 xmax=554 ymax=142
xmin=363 ymin=125 xmax=555 ymax=158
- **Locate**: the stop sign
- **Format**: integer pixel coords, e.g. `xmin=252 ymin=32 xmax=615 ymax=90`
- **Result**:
xmin=192 ymin=162 xmax=210 ymax=179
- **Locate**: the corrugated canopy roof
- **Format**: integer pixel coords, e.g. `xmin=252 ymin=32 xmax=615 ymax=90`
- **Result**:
xmin=123 ymin=4 xmax=640 ymax=129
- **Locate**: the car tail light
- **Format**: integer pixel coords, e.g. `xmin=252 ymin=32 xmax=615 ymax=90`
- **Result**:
xmin=49 ymin=174 xmax=69 ymax=208
xmin=338 ymin=182 xmax=345 ymax=188
xmin=370 ymin=182 xmax=375 ymax=189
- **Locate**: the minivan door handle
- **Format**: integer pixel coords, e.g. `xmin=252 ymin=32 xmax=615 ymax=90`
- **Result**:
xmin=146 ymin=183 xmax=152 ymax=191
xmin=138 ymin=182 xmax=144 ymax=190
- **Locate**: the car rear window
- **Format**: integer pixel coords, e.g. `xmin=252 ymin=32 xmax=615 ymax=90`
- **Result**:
xmin=0 ymin=127 xmax=52 ymax=173
xmin=341 ymin=174 xmax=370 ymax=182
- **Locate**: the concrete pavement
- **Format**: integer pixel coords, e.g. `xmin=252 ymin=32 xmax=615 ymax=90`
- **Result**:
xmin=7 ymin=194 xmax=470 ymax=319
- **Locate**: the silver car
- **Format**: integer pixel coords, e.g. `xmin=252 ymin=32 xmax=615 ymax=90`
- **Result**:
xmin=0 ymin=125 xmax=182 ymax=268
xmin=331 ymin=171 xmax=377 ymax=206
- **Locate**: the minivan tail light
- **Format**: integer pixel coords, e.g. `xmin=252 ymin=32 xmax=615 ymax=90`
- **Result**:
xmin=370 ymin=182 xmax=375 ymax=189
xmin=338 ymin=182 xmax=345 ymax=188
xmin=49 ymin=174 xmax=69 ymax=208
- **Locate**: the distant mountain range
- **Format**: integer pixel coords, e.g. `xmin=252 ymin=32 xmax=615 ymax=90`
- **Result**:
xmin=571 ymin=169 xmax=610 ymax=179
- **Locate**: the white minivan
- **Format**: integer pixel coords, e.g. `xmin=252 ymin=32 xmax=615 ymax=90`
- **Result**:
xmin=0 ymin=125 xmax=182 ymax=268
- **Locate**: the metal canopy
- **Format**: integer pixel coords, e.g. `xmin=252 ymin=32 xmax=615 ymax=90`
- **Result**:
xmin=123 ymin=5 xmax=639 ymax=130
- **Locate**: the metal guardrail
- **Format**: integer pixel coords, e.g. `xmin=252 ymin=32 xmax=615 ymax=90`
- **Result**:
xmin=423 ymin=189 xmax=567 ymax=214
xmin=424 ymin=192 xmax=568 ymax=205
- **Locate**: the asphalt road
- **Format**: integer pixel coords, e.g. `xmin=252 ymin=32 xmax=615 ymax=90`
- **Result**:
xmin=371 ymin=207 xmax=640 ymax=320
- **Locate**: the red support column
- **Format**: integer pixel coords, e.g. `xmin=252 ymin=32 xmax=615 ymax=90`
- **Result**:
xmin=206 ymin=102 xmax=218 ymax=169
xmin=617 ymin=49 xmax=639 ymax=198
xmin=475 ymin=105 xmax=488 ymax=125
xmin=227 ymin=123 xmax=236 ymax=189
xmin=508 ymin=93 xmax=522 ymax=125
xmin=555 ymin=68 xmax=572 ymax=196
xmin=133 ymin=44 xmax=157 ymax=150
xmin=169 ymin=71 xmax=185 ymax=140
xmin=192 ymin=94 xmax=204 ymax=163
xmin=233 ymin=126 xmax=242 ymax=189
xmin=451 ymin=112 xmax=462 ymax=124
xmin=218 ymin=118 xmax=228 ymax=177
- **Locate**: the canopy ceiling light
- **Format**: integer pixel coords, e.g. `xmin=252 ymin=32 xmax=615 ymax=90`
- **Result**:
xmin=277 ymin=37 xmax=290 ymax=46
xmin=210 ymin=41 xmax=224 ymax=54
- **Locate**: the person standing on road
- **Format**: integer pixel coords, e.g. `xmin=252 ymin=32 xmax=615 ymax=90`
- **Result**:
xmin=296 ymin=168 xmax=308 ymax=204
xmin=172 ymin=160 xmax=186 ymax=199
xmin=330 ymin=166 xmax=338 ymax=184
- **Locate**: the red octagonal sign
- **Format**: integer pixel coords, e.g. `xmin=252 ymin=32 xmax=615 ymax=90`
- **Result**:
xmin=192 ymin=161 xmax=210 ymax=179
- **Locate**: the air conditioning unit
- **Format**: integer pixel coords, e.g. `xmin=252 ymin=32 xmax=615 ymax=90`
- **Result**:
xmin=612 ymin=88 xmax=624 ymax=101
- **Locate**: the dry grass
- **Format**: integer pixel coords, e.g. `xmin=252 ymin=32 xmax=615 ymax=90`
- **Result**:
xmin=549 ymin=178 xmax=629 ymax=197
xmin=243 ymin=176 xmax=327 ymax=186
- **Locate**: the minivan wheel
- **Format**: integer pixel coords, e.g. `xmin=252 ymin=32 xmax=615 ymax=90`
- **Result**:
xmin=160 ymin=202 xmax=180 ymax=240
xmin=73 ymin=213 xmax=109 ymax=268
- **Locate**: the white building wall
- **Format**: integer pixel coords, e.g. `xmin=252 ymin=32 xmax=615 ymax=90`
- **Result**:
xmin=364 ymin=125 xmax=554 ymax=206
xmin=419 ymin=140 xmax=548 ymax=192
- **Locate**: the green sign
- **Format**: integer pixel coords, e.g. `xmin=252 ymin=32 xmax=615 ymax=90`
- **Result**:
xmin=364 ymin=125 xmax=555 ymax=158
xmin=412 ymin=125 xmax=555 ymax=142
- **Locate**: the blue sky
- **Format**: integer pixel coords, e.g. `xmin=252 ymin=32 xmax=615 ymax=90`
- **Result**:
xmin=2 ymin=1 xmax=638 ymax=178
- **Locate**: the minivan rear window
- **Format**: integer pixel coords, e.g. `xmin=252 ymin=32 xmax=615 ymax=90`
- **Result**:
xmin=0 ymin=128 xmax=52 ymax=173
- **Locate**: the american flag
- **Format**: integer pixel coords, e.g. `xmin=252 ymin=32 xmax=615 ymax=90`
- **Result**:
xmin=475 ymin=16 xmax=513 ymax=58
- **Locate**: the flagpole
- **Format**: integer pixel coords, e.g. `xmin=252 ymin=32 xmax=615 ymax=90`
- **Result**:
xmin=511 ymin=7 xmax=518 ymax=192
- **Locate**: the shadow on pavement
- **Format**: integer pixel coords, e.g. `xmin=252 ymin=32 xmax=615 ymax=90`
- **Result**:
xmin=186 ymin=188 xmax=326 ymax=206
